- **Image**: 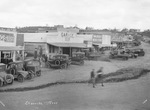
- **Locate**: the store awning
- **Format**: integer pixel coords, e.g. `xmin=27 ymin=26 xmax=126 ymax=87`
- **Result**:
xmin=47 ymin=42 xmax=87 ymax=48
xmin=0 ymin=46 xmax=24 ymax=51
xmin=93 ymin=43 xmax=114 ymax=47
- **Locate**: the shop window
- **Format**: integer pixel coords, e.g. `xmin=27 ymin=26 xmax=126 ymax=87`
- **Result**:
xmin=52 ymin=46 xmax=55 ymax=53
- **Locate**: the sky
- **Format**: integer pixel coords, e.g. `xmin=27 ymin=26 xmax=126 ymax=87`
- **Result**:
xmin=0 ymin=0 xmax=150 ymax=30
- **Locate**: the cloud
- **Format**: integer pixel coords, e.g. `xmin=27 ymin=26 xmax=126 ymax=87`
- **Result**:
xmin=0 ymin=0 xmax=150 ymax=30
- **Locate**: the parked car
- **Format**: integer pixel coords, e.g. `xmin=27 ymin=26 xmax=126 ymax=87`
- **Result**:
xmin=71 ymin=52 xmax=85 ymax=65
xmin=124 ymin=49 xmax=138 ymax=58
xmin=7 ymin=61 xmax=32 ymax=82
xmin=0 ymin=63 xmax=14 ymax=87
xmin=109 ymin=50 xmax=129 ymax=60
xmin=126 ymin=48 xmax=145 ymax=56
xmin=118 ymin=49 xmax=138 ymax=58
xmin=23 ymin=58 xmax=41 ymax=77
xmin=46 ymin=54 xmax=71 ymax=69
xmin=132 ymin=48 xmax=145 ymax=56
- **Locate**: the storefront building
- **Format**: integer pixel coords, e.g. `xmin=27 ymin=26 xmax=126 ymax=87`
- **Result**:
xmin=111 ymin=32 xmax=134 ymax=48
xmin=24 ymin=28 xmax=93 ymax=58
xmin=0 ymin=27 xmax=24 ymax=64
xmin=79 ymin=29 xmax=112 ymax=51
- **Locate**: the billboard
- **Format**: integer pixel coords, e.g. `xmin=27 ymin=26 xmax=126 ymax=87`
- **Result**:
xmin=0 ymin=33 xmax=15 ymax=43
xmin=92 ymin=34 xmax=102 ymax=44
xmin=0 ymin=32 xmax=16 ymax=46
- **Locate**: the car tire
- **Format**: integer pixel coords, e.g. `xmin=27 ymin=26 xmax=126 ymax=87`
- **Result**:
xmin=26 ymin=72 xmax=32 ymax=80
xmin=10 ymin=68 xmax=15 ymax=75
xmin=29 ymin=70 xmax=35 ymax=76
xmin=36 ymin=70 xmax=41 ymax=77
xmin=60 ymin=64 xmax=66 ymax=69
xmin=17 ymin=74 xmax=24 ymax=82
xmin=5 ymin=75 xmax=13 ymax=84
xmin=0 ymin=78 xmax=3 ymax=87
xmin=134 ymin=55 xmax=137 ymax=58
xmin=55 ymin=60 xmax=60 ymax=66
xmin=80 ymin=61 xmax=84 ymax=65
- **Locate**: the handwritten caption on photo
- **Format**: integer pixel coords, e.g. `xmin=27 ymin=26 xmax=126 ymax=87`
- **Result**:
xmin=25 ymin=101 xmax=58 ymax=106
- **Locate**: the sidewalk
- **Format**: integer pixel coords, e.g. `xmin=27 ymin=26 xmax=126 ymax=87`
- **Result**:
xmin=0 ymin=61 xmax=119 ymax=91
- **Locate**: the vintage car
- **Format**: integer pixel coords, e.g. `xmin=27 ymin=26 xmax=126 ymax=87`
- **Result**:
xmin=46 ymin=54 xmax=71 ymax=69
xmin=23 ymin=58 xmax=41 ymax=77
xmin=124 ymin=49 xmax=138 ymax=58
xmin=128 ymin=48 xmax=145 ymax=56
xmin=109 ymin=50 xmax=129 ymax=60
xmin=0 ymin=63 xmax=14 ymax=87
xmin=71 ymin=52 xmax=85 ymax=65
xmin=7 ymin=61 xmax=32 ymax=82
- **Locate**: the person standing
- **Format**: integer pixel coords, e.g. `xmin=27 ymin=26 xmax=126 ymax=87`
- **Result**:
xmin=97 ymin=67 xmax=104 ymax=87
xmin=90 ymin=69 xmax=96 ymax=88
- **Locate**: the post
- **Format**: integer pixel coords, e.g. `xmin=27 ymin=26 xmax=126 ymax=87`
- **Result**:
xmin=0 ymin=51 xmax=1 ymax=62
xmin=13 ymin=51 xmax=16 ymax=62
xmin=70 ymin=47 xmax=71 ymax=57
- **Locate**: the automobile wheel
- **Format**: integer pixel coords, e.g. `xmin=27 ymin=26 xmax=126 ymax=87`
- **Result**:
xmin=26 ymin=72 xmax=32 ymax=80
xmin=125 ymin=57 xmax=128 ymax=60
xmin=5 ymin=75 xmax=13 ymax=84
xmin=134 ymin=55 xmax=137 ymax=58
xmin=36 ymin=70 xmax=41 ymax=77
xmin=55 ymin=60 xmax=60 ymax=66
xmin=10 ymin=68 xmax=15 ymax=75
xmin=17 ymin=74 xmax=24 ymax=82
xmin=60 ymin=64 xmax=66 ymax=69
xmin=29 ymin=70 xmax=35 ymax=76
xmin=0 ymin=78 xmax=3 ymax=87
xmin=80 ymin=61 xmax=84 ymax=65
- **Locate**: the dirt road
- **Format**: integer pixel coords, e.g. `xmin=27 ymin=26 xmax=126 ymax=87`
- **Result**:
xmin=0 ymin=72 xmax=150 ymax=110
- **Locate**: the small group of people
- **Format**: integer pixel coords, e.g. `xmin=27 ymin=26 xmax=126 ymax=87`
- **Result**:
xmin=90 ymin=67 xmax=104 ymax=88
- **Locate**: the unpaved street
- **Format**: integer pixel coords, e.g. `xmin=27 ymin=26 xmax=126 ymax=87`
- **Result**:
xmin=0 ymin=73 xmax=150 ymax=110
xmin=0 ymin=42 xmax=150 ymax=110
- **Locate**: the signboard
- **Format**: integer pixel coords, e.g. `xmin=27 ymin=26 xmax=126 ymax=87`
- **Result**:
xmin=92 ymin=34 xmax=102 ymax=44
xmin=60 ymin=32 xmax=76 ymax=41
xmin=0 ymin=33 xmax=15 ymax=43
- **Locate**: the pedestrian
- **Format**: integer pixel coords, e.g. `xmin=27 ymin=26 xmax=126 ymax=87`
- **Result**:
xmin=90 ymin=69 xmax=96 ymax=88
xmin=96 ymin=67 xmax=104 ymax=87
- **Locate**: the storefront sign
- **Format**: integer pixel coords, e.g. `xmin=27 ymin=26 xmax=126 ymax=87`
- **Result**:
xmin=0 ymin=33 xmax=15 ymax=43
xmin=60 ymin=32 xmax=76 ymax=41
xmin=92 ymin=35 xmax=102 ymax=43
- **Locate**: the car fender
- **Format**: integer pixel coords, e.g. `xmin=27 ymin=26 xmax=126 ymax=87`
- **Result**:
xmin=0 ymin=77 xmax=4 ymax=82
xmin=18 ymin=71 xmax=29 ymax=78
xmin=7 ymin=74 xmax=14 ymax=80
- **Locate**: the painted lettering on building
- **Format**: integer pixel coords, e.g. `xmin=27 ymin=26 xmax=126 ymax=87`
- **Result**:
xmin=0 ymin=33 xmax=15 ymax=43
xmin=60 ymin=32 xmax=76 ymax=41
xmin=92 ymin=35 xmax=102 ymax=43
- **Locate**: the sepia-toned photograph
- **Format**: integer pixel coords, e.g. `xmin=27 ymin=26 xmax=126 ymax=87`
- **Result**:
xmin=0 ymin=0 xmax=150 ymax=110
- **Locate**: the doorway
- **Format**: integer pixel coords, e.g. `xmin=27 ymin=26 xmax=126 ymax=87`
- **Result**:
xmin=63 ymin=47 xmax=70 ymax=56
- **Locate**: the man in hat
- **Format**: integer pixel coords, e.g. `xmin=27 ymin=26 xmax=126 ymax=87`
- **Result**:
xmin=97 ymin=67 xmax=104 ymax=87
xmin=90 ymin=69 xmax=96 ymax=88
